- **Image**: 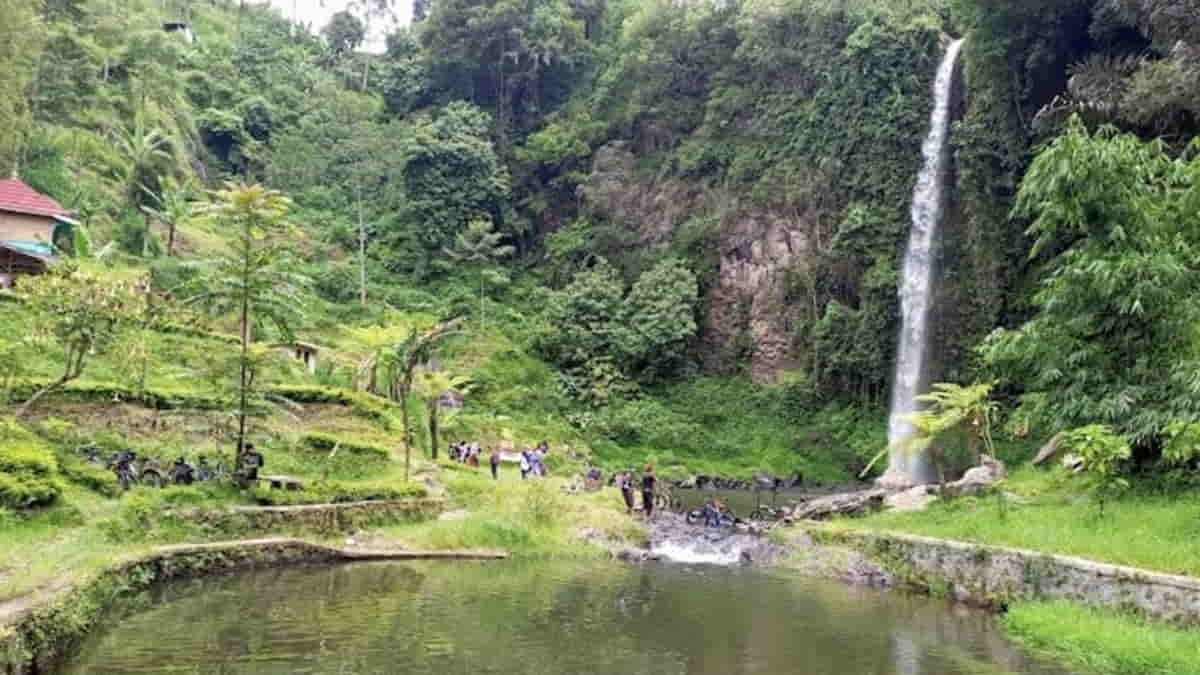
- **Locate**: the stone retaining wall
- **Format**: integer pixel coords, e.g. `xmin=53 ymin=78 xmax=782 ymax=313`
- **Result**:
xmin=176 ymin=498 xmax=445 ymax=534
xmin=817 ymin=528 xmax=1200 ymax=624
xmin=0 ymin=537 xmax=503 ymax=675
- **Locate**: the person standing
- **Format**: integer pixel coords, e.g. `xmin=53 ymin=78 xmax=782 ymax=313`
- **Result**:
xmin=490 ymin=449 xmax=501 ymax=480
xmin=641 ymin=464 xmax=657 ymax=519
xmin=619 ymin=471 xmax=635 ymax=515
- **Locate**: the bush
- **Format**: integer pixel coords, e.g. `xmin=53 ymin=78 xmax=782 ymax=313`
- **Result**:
xmin=56 ymin=450 xmax=120 ymax=497
xmin=0 ymin=420 xmax=63 ymax=509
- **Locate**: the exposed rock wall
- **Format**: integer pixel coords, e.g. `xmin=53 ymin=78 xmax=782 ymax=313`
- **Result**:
xmin=580 ymin=142 xmax=811 ymax=381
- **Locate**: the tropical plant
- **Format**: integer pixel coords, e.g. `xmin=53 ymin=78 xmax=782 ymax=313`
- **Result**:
xmin=982 ymin=118 xmax=1200 ymax=445
xmin=383 ymin=318 xmax=464 ymax=479
xmin=414 ymin=370 xmax=472 ymax=460
xmin=190 ymin=183 xmax=307 ymax=465
xmin=443 ymin=219 xmax=515 ymax=329
xmin=112 ymin=112 xmax=178 ymax=254
xmin=1059 ymin=424 xmax=1132 ymax=515
xmin=140 ymin=175 xmax=197 ymax=257
xmin=907 ymin=382 xmax=999 ymax=464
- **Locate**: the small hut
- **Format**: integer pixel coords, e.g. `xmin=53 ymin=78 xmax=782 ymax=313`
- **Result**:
xmin=277 ymin=341 xmax=320 ymax=374
xmin=0 ymin=178 xmax=73 ymax=284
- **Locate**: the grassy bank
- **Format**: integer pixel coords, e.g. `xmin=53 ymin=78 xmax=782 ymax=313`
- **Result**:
xmin=852 ymin=466 xmax=1200 ymax=577
xmin=1005 ymin=601 xmax=1200 ymax=675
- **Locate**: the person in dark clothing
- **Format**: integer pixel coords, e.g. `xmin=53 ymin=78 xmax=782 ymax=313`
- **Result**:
xmin=239 ymin=443 xmax=264 ymax=482
xmin=641 ymin=464 xmax=657 ymax=519
xmin=490 ymin=449 xmax=501 ymax=480
xmin=619 ymin=471 xmax=635 ymax=515
xmin=172 ymin=457 xmax=195 ymax=485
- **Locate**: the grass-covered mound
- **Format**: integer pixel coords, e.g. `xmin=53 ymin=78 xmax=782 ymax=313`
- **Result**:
xmin=0 ymin=420 xmax=63 ymax=510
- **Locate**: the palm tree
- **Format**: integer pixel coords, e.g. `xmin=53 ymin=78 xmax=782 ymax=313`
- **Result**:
xmin=140 ymin=175 xmax=196 ymax=256
xmin=384 ymin=318 xmax=464 ymax=480
xmin=414 ymin=371 xmax=471 ymax=461
xmin=112 ymin=113 xmax=176 ymax=256
xmin=443 ymin=219 xmax=515 ymax=329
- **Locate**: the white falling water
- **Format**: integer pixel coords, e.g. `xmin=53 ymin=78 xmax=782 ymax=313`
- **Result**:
xmin=881 ymin=39 xmax=965 ymax=489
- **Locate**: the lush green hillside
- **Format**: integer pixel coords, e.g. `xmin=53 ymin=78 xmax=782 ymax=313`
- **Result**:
xmin=2 ymin=0 xmax=1200 ymax=571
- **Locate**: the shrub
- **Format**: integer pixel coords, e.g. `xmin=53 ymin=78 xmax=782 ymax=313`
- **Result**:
xmin=55 ymin=450 xmax=120 ymax=497
xmin=0 ymin=420 xmax=63 ymax=509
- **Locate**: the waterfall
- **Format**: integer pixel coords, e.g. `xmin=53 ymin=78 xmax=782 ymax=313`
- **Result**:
xmin=881 ymin=38 xmax=965 ymax=489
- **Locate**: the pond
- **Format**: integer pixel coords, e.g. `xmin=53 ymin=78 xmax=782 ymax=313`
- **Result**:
xmin=58 ymin=559 xmax=1077 ymax=675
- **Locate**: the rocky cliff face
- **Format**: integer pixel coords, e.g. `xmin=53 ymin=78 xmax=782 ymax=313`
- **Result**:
xmin=580 ymin=142 xmax=811 ymax=381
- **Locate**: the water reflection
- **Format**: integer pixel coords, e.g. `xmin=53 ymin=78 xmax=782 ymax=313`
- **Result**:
xmin=59 ymin=560 xmax=1076 ymax=675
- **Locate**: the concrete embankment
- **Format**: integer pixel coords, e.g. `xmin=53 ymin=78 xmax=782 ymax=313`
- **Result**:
xmin=801 ymin=527 xmax=1200 ymax=624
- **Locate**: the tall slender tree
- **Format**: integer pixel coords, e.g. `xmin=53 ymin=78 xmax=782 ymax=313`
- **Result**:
xmin=191 ymin=183 xmax=306 ymax=465
xmin=443 ymin=219 xmax=514 ymax=329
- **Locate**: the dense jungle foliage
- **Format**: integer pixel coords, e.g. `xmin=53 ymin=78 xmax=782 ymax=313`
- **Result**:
xmin=1 ymin=0 xmax=1199 ymax=485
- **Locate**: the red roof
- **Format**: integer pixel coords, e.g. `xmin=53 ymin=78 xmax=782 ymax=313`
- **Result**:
xmin=0 ymin=178 xmax=68 ymax=218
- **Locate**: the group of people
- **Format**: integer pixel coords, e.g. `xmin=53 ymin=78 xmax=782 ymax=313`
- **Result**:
xmin=519 ymin=442 xmax=550 ymax=479
xmin=447 ymin=440 xmax=553 ymax=481
xmin=449 ymin=441 xmax=483 ymax=467
xmin=616 ymin=464 xmax=658 ymax=518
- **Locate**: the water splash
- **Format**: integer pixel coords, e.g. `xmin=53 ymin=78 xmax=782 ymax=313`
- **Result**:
xmin=650 ymin=541 xmax=743 ymax=566
xmin=882 ymin=39 xmax=965 ymax=488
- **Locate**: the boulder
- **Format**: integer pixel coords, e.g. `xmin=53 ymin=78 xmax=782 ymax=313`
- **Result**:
xmin=677 ymin=475 xmax=698 ymax=489
xmin=791 ymin=489 xmax=887 ymax=520
xmin=945 ymin=455 xmax=1007 ymax=496
xmin=1033 ymin=433 xmax=1066 ymax=465
xmin=885 ymin=485 xmax=937 ymax=512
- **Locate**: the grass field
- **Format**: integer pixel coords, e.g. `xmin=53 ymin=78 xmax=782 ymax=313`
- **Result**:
xmin=852 ymin=465 xmax=1200 ymax=577
xmin=1005 ymin=600 xmax=1200 ymax=675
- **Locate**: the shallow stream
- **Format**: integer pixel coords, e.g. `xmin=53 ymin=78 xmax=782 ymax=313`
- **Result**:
xmin=57 ymin=559 xmax=1078 ymax=674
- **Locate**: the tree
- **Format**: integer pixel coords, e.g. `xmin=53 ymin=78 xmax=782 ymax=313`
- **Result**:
xmin=0 ymin=0 xmax=43 ymax=175
xmin=443 ymin=219 xmax=515 ymax=328
xmin=141 ymin=176 xmax=197 ymax=257
xmin=323 ymin=10 xmax=365 ymax=59
xmin=387 ymin=102 xmax=510 ymax=275
xmin=113 ymin=112 xmax=179 ymax=256
xmin=191 ymin=183 xmax=306 ymax=465
xmin=535 ymin=257 xmax=699 ymax=404
xmin=17 ymin=263 xmax=139 ymax=417
xmin=384 ymin=318 xmax=463 ymax=480
xmin=981 ymin=118 xmax=1200 ymax=445
xmin=414 ymin=370 xmax=471 ymax=461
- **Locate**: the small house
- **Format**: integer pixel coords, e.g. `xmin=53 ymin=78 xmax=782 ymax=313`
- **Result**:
xmin=0 ymin=178 xmax=74 ymax=286
xmin=276 ymin=341 xmax=321 ymax=374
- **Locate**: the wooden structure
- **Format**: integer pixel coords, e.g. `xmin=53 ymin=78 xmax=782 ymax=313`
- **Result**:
xmin=0 ymin=178 xmax=73 ymax=282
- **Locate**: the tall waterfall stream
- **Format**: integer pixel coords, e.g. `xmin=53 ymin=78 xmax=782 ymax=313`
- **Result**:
xmin=882 ymin=38 xmax=966 ymax=488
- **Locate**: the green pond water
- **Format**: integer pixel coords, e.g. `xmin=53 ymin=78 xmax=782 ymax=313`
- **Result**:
xmin=58 ymin=559 xmax=1077 ymax=675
